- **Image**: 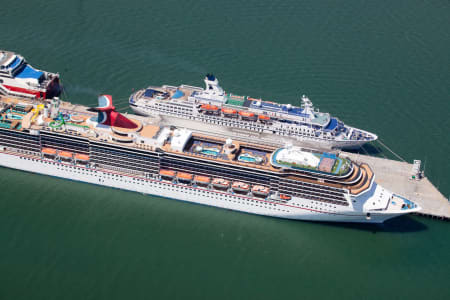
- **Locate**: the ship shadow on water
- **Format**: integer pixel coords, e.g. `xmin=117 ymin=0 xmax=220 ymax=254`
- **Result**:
xmin=313 ymin=215 xmax=427 ymax=233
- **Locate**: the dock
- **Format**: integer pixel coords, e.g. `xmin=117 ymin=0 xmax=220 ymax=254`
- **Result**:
xmin=341 ymin=152 xmax=450 ymax=220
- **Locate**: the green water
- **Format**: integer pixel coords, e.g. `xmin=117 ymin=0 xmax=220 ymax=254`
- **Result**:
xmin=1 ymin=0 xmax=449 ymax=299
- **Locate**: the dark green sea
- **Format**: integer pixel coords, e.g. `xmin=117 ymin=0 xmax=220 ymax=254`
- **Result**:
xmin=1 ymin=0 xmax=449 ymax=299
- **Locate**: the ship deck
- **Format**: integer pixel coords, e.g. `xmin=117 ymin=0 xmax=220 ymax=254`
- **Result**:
xmin=2 ymin=95 xmax=448 ymax=220
xmin=0 ymin=51 xmax=16 ymax=66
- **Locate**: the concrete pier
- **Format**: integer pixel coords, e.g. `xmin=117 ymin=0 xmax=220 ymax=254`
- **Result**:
xmin=340 ymin=152 xmax=450 ymax=220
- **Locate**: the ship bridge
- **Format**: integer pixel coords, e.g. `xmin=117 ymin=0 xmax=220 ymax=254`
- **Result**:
xmin=0 ymin=52 xmax=24 ymax=74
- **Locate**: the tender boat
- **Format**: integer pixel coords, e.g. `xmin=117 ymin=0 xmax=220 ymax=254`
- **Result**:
xmin=232 ymin=181 xmax=250 ymax=193
xmin=212 ymin=178 xmax=230 ymax=190
xmin=252 ymin=185 xmax=270 ymax=197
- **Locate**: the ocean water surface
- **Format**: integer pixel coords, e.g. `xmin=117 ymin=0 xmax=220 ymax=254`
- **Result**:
xmin=0 ymin=0 xmax=449 ymax=299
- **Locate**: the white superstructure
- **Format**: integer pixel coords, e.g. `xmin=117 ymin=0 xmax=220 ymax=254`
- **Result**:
xmin=275 ymin=146 xmax=320 ymax=169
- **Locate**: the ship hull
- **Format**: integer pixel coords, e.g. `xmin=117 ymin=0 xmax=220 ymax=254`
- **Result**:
xmin=0 ymin=150 xmax=403 ymax=223
xmin=130 ymin=105 xmax=369 ymax=150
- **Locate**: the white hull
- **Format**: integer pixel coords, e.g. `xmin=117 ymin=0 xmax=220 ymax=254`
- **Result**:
xmin=0 ymin=150 xmax=406 ymax=223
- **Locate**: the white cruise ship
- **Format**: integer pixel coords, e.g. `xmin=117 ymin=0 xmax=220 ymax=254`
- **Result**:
xmin=129 ymin=74 xmax=377 ymax=150
xmin=0 ymin=94 xmax=420 ymax=223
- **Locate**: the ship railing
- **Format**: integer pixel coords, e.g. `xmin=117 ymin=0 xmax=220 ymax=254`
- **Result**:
xmin=179 ymin=84 xmax=203 ymax=91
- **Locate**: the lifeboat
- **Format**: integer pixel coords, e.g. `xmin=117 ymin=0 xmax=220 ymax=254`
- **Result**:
xmin=232 ymin=181 xmax=250 ymax=193
xmin=42 ymin=147 xmax=57 ymax=156
xmin=74 ymin=153 xmax=89 ymax=162
xmin=280 ymin=194 xmax=292 ymax=201
xmin=58 ymin=151 xmax=73 ymax=160
xmin=258 ymin=115 xmax=270 ymax=122
xmin=160 ymin=169 xmax=176 ymax=179
xmin=238 ymin=111 xmax=256 ymax=120
xmin=252 ymin=185 xmax=270 ymax=197
xmin=212 ymin=178 xmax=230 ymax=190
xmin=177 ymin=172 xmax=193 ymax=182
xmin=194 ymin=175 xmax=211 ymax=186
xmin=200 ymin=104 xmax=219 ymax=113
xmin=222 ymin=108 xmax=237 ymax=117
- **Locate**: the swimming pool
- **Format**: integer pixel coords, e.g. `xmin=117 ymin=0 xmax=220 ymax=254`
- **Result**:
xmin=10 ymin=114 xmax=23 ymax=120
xmin=238 ymin=155 xmax=256 ymax=163
xmin=202 ymin=149 xmax=219 ymax=156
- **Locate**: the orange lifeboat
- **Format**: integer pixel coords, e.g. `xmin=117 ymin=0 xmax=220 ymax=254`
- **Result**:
xmin=74 ymin=153 xmax=89 ymax=161
xmin=42 ymin=148 xmax=57 ymax=156
xmin=239 ymin=111 xmax=255 ymax=117
xmin=194 ymin=175 xmax=211 ymax=186
xmin=201 ymin=104 xmax=219 ymax=111
xmin=252 ymin=185 xmax=270 ymax=197
xmin=280 ymin=194 xmax=292 ymax=201
xmin=258 ymin=115 xmax=270 ymax=121
xmin=239 ymin=111 xmax=257 ymax=120
xmin=160 ymin=169 xmax=176 ymax=178
xmin=58 ymin=151 xmax=73 ymax=159
xmin=232 ymin=181 xmax=250 ymax=193
xmin=212 ymin=178 xmax=230 ymax=190
xmin=222 ymin=108 xmax=237 ymax=115
xmin=177 ymin=172 xmax=193 ymax=182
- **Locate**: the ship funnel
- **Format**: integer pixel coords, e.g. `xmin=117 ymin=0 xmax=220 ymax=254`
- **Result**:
xmin=88 ymin=95 xmax=138 ymax=129
xmin=204 ymin=73 xmax=224 ymax=95
xmin=301 ymin=95 xmax=315 ymax=118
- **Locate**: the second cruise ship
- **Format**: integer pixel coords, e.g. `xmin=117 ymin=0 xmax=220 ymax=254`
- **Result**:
xmin=129 ymin=74 xmax=377 ymax=150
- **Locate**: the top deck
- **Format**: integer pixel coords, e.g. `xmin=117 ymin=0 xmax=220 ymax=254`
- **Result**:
xmin=0 ymin=95 xmax=374 ymax=194
xmin=0 ymin=50 xmax=17 ymax=66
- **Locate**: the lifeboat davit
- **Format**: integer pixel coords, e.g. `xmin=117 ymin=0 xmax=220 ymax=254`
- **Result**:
xmin=222 ymin=107 xmax=237 ymax=117
xmin=42 ymin=147 xmax=57 ymax=156
xmin=280 ymin=194 xmax=292 ymax=201
xmin=177 ymin=172 xmax=193 ymax=182
xmin=232 ymin=181 xmax=250 ymax=193
xmin=200 ymin=104 xmax=219 ymax=112
xmin=194 ymin=175 xmax=211 ymax=186
xmin=252 ymin=185 xmax=270 ymax=197
xmin=239 ymin=111 xmax=256 ymax=120
xmin=160 ymin=169 xmax=176 ymax=179
xmin=212 ymin=178 xmax=230 ymax=190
